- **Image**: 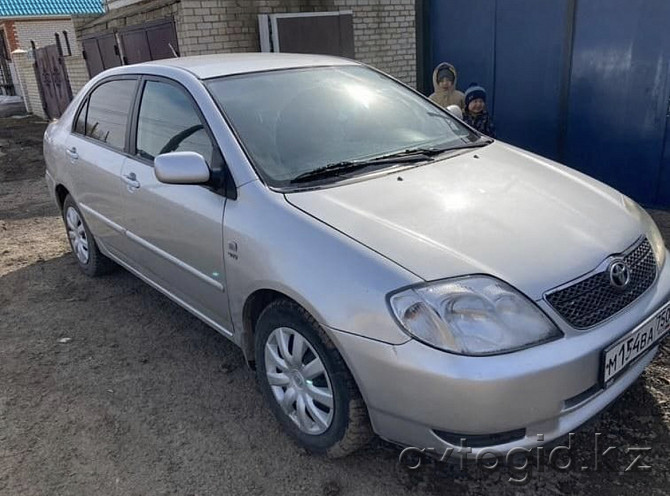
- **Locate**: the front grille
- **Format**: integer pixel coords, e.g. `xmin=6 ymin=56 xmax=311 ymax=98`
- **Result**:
xmin=546 ymin=238 xmax=657 ymax=329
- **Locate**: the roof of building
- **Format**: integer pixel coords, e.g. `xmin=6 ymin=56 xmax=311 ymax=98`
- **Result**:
xmin=0 ymin=0 xmax=104 ymax=17
xmin=135 ymin=53 xmax=359 ymax=80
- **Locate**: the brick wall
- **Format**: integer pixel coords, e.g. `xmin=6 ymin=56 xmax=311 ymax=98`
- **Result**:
xmin=176 ymin=0 xmax=327 ymax=56
xmin=14 ymin=19 xmax=81 ymax=56
xmin=64 ymin=55 xmax=89 ymax=96
xmin=177 ymin=0 xmax=416 ymax=86
xmin=339 ymin=0 xmax=415 ymax=86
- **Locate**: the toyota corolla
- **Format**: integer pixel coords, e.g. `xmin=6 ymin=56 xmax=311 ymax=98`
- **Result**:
xmin=43 ymin=54 xmax=670 ymax=458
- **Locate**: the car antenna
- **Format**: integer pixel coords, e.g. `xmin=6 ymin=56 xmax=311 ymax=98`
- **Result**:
xmin=168 ymin=43 xmax=179 ymax=58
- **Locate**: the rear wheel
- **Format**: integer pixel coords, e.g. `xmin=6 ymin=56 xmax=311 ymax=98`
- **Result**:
xmin=254 ymin=299 xmax=373 ymax=457
xmin=62 ymin=195 xmax=115 ymax=277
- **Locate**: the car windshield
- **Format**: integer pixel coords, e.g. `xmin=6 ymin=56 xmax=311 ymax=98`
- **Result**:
xmin=206 ymin=65 xmax=480 ymax=187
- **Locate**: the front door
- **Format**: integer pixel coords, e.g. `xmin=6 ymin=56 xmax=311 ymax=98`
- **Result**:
xmin=119 ymin=78 xmax=231 ymax=332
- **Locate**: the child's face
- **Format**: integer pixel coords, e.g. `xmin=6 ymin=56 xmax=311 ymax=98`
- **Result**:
xmin=468 ymin=98 xmax=485 ymax=114
xmin=438 ymin=78 xmax=453 ymax=91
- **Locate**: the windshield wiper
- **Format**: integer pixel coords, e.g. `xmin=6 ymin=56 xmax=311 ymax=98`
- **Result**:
xmin=290 ymin=138 xmax=493 ymax=184
xmin=290 ymin=150 xmax=434 ymax=183
xmin=377 ymin=137 xmax=492 ymax=158
xmin=439 ymin=137 xmax=493 ymax=152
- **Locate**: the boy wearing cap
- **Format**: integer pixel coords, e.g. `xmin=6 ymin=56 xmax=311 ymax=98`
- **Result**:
xmin=429 ymin=62 xmax=465 ymax=109
xmin=463 ymin=83 xmax=496 ymax=138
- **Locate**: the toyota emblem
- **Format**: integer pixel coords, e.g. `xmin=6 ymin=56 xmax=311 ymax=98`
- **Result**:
xmin=608 ymin=260 xmax=631 ymax=290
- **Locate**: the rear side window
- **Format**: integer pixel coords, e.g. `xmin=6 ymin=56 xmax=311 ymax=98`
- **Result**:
xmin=81 ymin=79 xmax=136 ymax=150
xmin=74 ymin=100 xmax=87 ymax=135
xmin=135 ymin=80 xmax=214 ymax=163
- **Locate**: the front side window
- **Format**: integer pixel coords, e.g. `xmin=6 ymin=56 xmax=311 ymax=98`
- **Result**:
xmin=207 ymin=65 xmax=479 ymax=187
xmin=84 ymin=79 xmax=136 ymax=150
xmin=136 ymin=80 xmax=214 ymax=163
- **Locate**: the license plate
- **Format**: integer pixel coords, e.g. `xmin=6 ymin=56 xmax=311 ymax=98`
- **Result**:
xmin=602 ymin=300 xmax=670 ymax=385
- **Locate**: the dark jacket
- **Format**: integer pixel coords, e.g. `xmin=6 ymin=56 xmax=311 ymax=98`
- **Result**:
xmin=463 ymin=111 xmax=496 ymax=138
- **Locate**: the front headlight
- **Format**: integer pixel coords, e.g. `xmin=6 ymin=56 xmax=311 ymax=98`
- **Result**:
xmin=648 ymin=219 xmax=667 ymax=269
xmin=622 ymin=196 xmax=666 ymax=269
xmin=388 ymin=276 xmax=562 ymax=356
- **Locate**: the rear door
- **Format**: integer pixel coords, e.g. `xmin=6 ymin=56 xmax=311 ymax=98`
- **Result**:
xmin=119 ymin=77 xmax=231 ymax=332
xmin=64 ymin=77 xmax=138 ymax=258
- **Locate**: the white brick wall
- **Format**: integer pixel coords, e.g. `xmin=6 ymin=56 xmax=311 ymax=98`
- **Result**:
xmin=14 ymin=19 xmax=81 ymax=56
xmin=338 ymin=0 xmax=416 ymax=86
xmin=64 ymin=55 xmax=89 ymax=97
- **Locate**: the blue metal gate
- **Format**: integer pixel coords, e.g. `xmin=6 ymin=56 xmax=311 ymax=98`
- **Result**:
xmin=425 ymin=0 xmax=670 ymax=208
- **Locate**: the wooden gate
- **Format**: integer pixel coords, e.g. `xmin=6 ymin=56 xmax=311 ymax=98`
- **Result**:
xmin=119 ymin=19 xmax=179 ymax=65
xmin=82 ymin=33 xmax=122 ymax=78
xmin=34 ymin=44 xmax=72 ymax=119
xmin=81 ymin=19 xmax=178 ymax=79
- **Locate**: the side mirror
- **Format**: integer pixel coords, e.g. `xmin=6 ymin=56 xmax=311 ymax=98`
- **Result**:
xmin=446 ymin=104 xmax=463 ymax=120
xmin=154 ymin=151 xmax=210 ymax=184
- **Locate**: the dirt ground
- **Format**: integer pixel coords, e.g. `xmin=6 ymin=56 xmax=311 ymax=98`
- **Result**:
xmin=1 ymin=116 xmax=669 ymax=495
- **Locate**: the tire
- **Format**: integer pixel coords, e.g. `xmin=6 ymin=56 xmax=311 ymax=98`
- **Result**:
xmin=62 ymin=195 xmax=115 ymax=277
xmin=254 ymin=299 xmax=373 ymax=457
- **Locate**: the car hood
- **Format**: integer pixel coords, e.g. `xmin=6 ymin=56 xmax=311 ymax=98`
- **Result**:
xmin=285 ymin=142 xmax=645 ymax=300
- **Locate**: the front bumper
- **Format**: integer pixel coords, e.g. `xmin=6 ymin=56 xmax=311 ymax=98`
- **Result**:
xmin=327 ymin=251 xmax=670 ymax=456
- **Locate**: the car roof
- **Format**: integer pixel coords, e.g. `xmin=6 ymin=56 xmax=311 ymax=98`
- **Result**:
xmin=129 ymin=53 xmax=360 ymax=79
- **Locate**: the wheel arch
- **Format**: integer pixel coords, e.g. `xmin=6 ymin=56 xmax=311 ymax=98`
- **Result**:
xmin=55 ymin=184 xmax=70 ymax=211
xmin=240 ymin=287 xmax=330 ymax=369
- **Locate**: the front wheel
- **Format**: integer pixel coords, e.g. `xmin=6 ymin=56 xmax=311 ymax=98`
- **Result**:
xmin=254 ymin=299 xmax=372 ymax=457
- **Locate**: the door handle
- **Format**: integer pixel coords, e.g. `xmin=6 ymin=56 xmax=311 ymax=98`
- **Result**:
xmin=66 ymin=146 xmax=78 ymax=160
xmin=122 ymin=172 xmax=141 ymax=189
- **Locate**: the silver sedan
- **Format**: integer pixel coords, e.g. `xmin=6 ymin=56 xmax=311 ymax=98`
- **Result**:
xmin=44 ymin=53 xmax=670 ymax=458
